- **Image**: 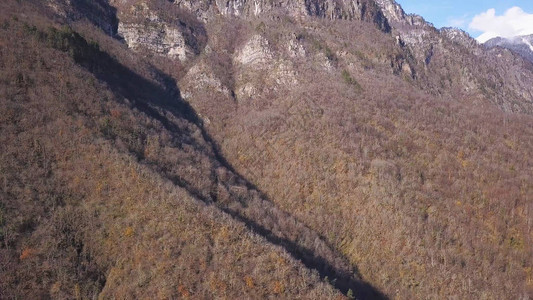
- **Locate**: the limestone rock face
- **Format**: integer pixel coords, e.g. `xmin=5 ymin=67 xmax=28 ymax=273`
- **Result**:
xmin=181 ymin=62 xmax=233 ymax=99
xmin=174 ymin=0 xmax=390 ymax=31
xmin=235 ymin=34 xmax=273 ymax=66
xmin=105 ymin=0 xmax=533 ymax=114
xmin=118 ymin=22 xmax=192 ymax=61
xmin=373 ymin=0 xmax=405 ymax=24
xmin=287 ymin=35 xmax=306 ymax=58
xmin=174 ymin=0 xmax=302 ymax=20
xmin=115 ymin=2 xmax=206 ymax=61
xmin=111 ymin=0 xmax=390 ymax=62
xmin=374 ymin=0 xmax=430 ymax=28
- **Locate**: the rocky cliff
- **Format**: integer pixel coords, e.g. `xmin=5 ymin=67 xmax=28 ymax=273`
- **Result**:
xmin=373 ymin=0 xmax=533 ymax=113
xmin=112 ymin=0 xmax=391 ymax=61
xmin=110 ymin=0 xmax=533 ymax=113
xmin=173 ymin=0 xmax=389 ymax=30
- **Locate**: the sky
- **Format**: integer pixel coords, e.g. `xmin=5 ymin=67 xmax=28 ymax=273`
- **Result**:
xmin=394 ymin=1 xmax=533 ymax=42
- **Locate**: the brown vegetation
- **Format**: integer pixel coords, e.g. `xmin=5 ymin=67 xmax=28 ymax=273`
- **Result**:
xmin=178 ymin=10 xmax=533 ymax=300
xmin=0 ymin=3 xmax=346 ymax=299
xmin=1 ymin=0 xmax=532 ymax=299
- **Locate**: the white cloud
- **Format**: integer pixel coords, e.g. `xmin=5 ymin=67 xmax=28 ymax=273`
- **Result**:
xmin=469 ymin=7 xmax=533 ymax=43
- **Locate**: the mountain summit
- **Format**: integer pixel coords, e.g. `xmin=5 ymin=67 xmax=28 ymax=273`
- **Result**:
xmin=485 ymin=34 xmax=533 ymax=63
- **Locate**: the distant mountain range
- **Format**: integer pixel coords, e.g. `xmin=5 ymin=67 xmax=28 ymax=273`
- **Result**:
xmin=484 ymin=34 xmax=533 ymax=63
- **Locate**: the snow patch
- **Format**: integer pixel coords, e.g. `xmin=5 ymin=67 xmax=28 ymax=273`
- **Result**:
xmin=522 ymin=37 xmax=533 ymax=52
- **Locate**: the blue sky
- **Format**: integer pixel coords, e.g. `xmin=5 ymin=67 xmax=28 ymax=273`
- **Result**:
xmin=395 ymin=1 xmax=533 ymax=42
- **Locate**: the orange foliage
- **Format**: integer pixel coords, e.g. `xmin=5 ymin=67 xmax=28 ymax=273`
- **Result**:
xmin=123 ymin=226 xmax=134 ymax=238
xmin=19 ymin=248 xmax=35 ymax=260
xmin=273 ymin=281 xmax=285 ymax=294
xmin=245 ymin=276 xmax=254 ymax=288
xmin=177 ymin=284 xmax=190 ymax=298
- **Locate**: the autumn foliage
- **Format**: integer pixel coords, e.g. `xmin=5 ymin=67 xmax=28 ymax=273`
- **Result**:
xmin=1 ymin=0 xmax=532 ymax=299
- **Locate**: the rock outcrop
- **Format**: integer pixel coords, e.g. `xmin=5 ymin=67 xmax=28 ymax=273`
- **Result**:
xmin=373 ymin=0 xmax=404 ymax=24
xmin=114 ymin=1 xmax=206 ymax=61
xmin=235 ymin=34 xmax=273 ymax=66
xmin=118 ymin=23 xmax=191 ymax=61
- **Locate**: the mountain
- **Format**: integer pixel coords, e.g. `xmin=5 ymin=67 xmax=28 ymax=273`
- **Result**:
xmin=485 ymin=34 xmax=533 ymax=63
xmin=1 ymin=0 xmax=532 ymax=299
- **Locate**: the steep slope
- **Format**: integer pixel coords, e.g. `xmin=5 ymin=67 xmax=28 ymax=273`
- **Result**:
xmin=0 ymin=1 xmax=383 ymax=298
xmin=109 ymin=0 xmax=533 ymax=299
xmin=2 ymin=0 xmax=533 ymax=299
xmin=374 ymin=0 xmax=533 ymax=113
xmin=485 ymin=34 xmax=533 ymax=63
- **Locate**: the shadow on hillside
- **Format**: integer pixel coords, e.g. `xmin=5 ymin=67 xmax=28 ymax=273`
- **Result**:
xmin=70 ymin=0 xmax=118 ymax=35
xmin=55 ymin=22 xmax=388 ymax=300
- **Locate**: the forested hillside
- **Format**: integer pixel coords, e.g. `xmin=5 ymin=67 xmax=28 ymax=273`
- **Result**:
xmin=1 ymin=0 xmax=532 ymax=299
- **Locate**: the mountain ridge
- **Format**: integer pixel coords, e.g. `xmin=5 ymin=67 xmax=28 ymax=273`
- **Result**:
xmin=485 ymin=34 xmax=533 ymax=63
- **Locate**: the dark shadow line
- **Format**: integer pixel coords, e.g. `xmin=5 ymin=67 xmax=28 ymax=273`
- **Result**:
xmin=129 ymin=62 xmax=388 ymax=300
xmin=47 ymin=21 xmax=388 ymax=299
